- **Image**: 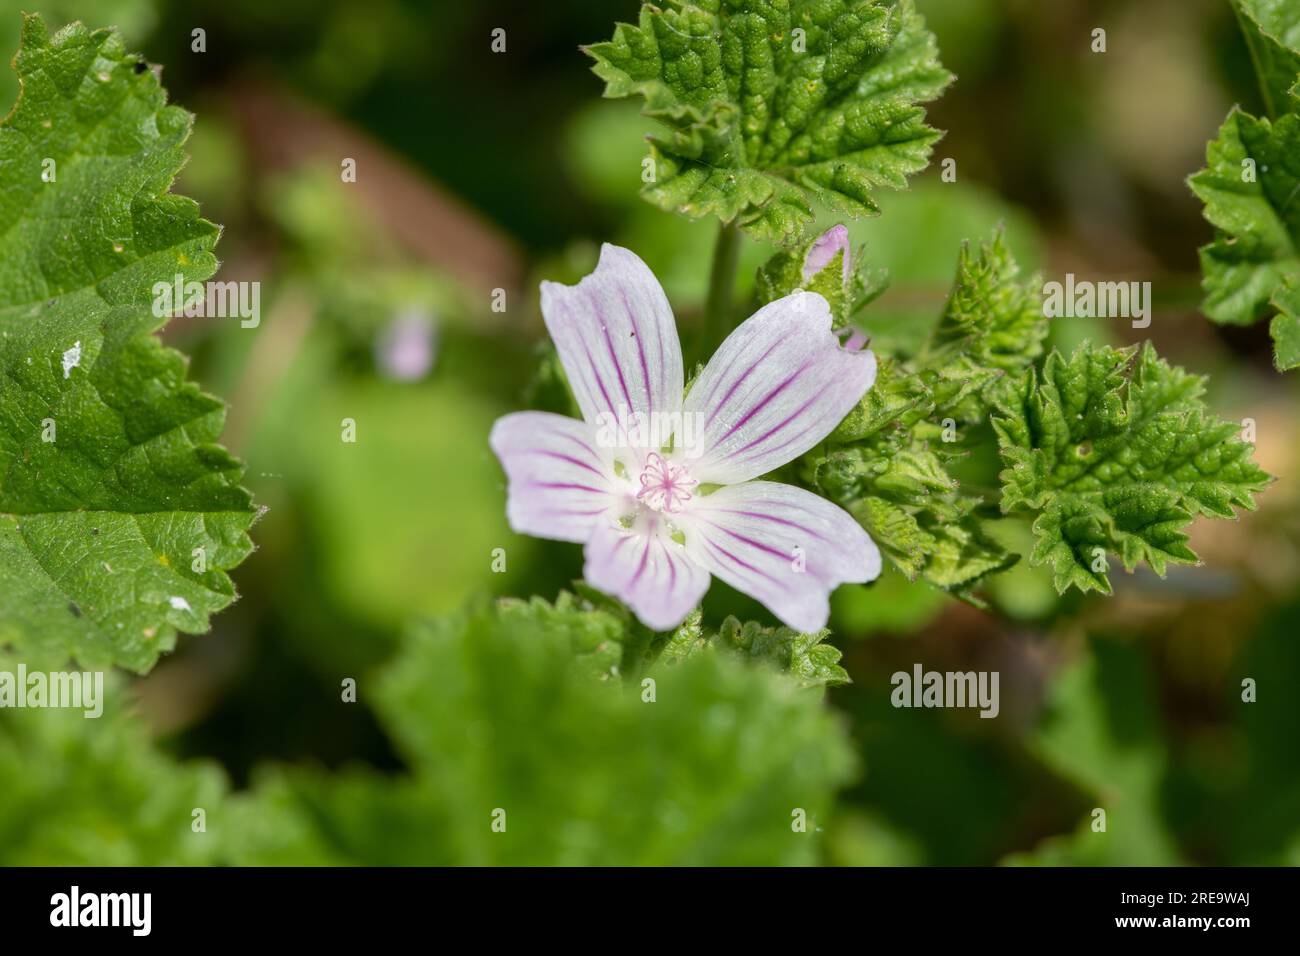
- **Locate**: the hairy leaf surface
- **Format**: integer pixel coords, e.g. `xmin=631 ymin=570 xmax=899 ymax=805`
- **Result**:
xmin=0 ymin=17 xmax=255 ymax=671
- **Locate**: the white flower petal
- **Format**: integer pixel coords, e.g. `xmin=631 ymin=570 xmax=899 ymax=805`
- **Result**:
xmin=540 ymin=243 xmax=684 ymax=431
xmin=683 ymin=291 xmax=876 ymax=484
xmin=584 ymin=514 xmax=710 ymax=632
xmin=489 ymin=411 xmax=617 ymax=543
xmin=680 ymin=480 xmax=880 ymax=633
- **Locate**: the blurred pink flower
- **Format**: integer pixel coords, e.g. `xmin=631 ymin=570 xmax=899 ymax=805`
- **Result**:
xmin=490 ymin=244 xmax=880 ymax=632
xmin=375 ymin=308 xmax=436 ymax=381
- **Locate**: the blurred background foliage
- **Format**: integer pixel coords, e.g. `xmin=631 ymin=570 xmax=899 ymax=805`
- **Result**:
xmin=1 ymin=0 xmax=1298 ymax=865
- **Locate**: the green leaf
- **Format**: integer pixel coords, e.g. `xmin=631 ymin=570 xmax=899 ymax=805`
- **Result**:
xmin=228 ymin=604 xmax=856 ymax=865
xmin=808 ymin=327 xmax=1016 ymax=600
xmin=829 ymin=353 xmax=998 ymax=445
xmin=827 ymin=355 xmax=934 ymax=442
xmin=914 ymin=515 xmax=1018 ymax=597
xmin=821 ymin=229 xmax=1042 ymax=444
xmin=0 ymin=16 xmax=255 ymax=672
xmin=1234 ymin=0 xmax=1300 ymax=118
xmin=1270 ymin=279 xmax=1300 ymax=369
xmin=585 ymin=0 xmax=952 ymax=243
xmin=1189 ymin=108 xmax=1300 ymax=329
xmin=928 ymin=228 xmax=1046 ymax=381
xmin=794 ymin=232 xmax=1057 ymax=599
xmin=496 ymin=590 xmax=632 ymax=681
xmin=842 ymin=180 xmax=1044 ymax=357
xmin=813 ymin=418 xmax=1016 ymax=600
xmin=661 ymin=615 xmax=850 ymax=687
xmin=0 ymin=0 xmax=159 ymax=113
xmin=507 ymin=589 xmax=848 ymax=688
xmin=0 ymin=654 xmax=227 ymax=865
xmin=848 ymin=476 xmax=1015 ymax=598
xmin=993 ymin=342 xmax=1270 ymax=594
xmin=1191 ymin=3 xmax=1300 ymax=370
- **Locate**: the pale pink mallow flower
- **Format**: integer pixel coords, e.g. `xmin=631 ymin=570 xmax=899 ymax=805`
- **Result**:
xmin=802 ymin=223 xmax=852 ymax=286
xmin=489 ymin=243 xmax=881 ymax=632
xmin=803 ymin=223 xmax=869 ymax=352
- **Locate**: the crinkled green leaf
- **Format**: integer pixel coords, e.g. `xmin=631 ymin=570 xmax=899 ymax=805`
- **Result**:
xmin=512 ymin=588 xmax=846 ymax=688
xmin=560 ymin=581 xmax=711 ymax=677
xmin=228 ymin=604 xmax=856 ymax=865
xmin=1190 ymin=5 xmax=1300 ymax=374
xmin=661 ymin=614 xmax=849 ymax=687
xmin=914 ymin=516 xmax=1018 ymax=597
xmin=806 ymin=283 xmax=1019 ymax=601
xmin=1190 ymin=108 xmax=1300 ymax=329
xmin=0 ymin=1 xmax=159 ymax=112
xmin=0 ymin=653 xmax=227 ymax=865
xmin=585 ymin=0 xmax=952 ymax=243
xmin=0 ymin=16 xmax=255 ymax=672
xmin=827 ymin=355 xmax=933 ymax=442
xmin=813 ymin=416 xmax=1015 ymax=601
xmin=928 ymin=229 xmax=1046 ymax=381
xmin=994 ymin=342 xmax=1270 ymax=594
xmin=829 ymin=353 xmax=998 ymax=446
xmin=842 ymin=475 xmax=1015 ymax=598
xmin=820 ymin=228 xmax=1042 ymax=446
xmin=795 ymin=233 xmax=1055 ymax=598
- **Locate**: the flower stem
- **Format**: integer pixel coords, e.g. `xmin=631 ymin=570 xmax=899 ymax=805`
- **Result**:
xmin=700 ymin=221 xmax=742 ymax=360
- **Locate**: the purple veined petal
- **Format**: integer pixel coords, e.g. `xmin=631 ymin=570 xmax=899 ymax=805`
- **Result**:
xmin=540 ymin=244 xmax=685 ymax=437
xmin=584 ymin=513 xmax=710 ymax=632
xmin=802 ymin=223 xmax=851 ymax=285
xmin=679 ymin=480 xmax=880 ymax=633
xmin=489 ymin=411 xmax=621 ymax=544
xmin=681 ymin=291 xmax=877 ymax=485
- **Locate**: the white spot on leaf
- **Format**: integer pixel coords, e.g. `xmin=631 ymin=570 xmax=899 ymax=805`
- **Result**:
xmin=61 ymin=341 xmax=81 ymax=378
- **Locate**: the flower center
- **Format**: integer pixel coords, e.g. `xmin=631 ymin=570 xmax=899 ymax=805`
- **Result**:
xmin=636 ymin=452 xmax=697 ymax=514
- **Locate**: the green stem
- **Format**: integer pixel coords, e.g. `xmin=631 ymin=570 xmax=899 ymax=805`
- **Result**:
xmin=700 ymin=222 xmax=742 ymax=360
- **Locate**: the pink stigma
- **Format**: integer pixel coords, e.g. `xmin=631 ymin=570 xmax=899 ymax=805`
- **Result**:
xmin=636 ymin=452 xmax=697 ymax=513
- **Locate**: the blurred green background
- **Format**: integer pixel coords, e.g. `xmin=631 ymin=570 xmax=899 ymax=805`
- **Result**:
xmin=1 ymin=0 xmax=1298 ymax=866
